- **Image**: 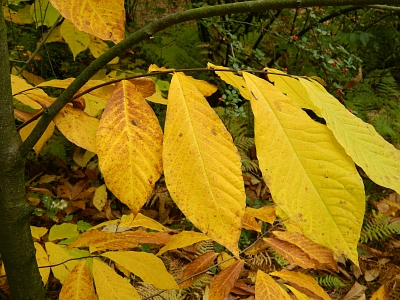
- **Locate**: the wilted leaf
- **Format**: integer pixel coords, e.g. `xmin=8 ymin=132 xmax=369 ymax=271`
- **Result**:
xmin=163 ymin=73 xmax=245 ymax=256
xmin=244 ymin=72 xmax=364 ymax=264
xmin=209 ymin=260 xmax=244 ymax=300
xmin=102 ymin=251 xmax=179 ymax=289
xmin=34 ymin=242 xmax=50 ymax=285
xmin=92 ymin=259 xmax=141 ymax=300
xmin=50 ymin=0 xmax=125 ymax=43
xmin=342 ymin=282 xmax=366 ymax=300
xmin=300 ymin=78 xmax=400 ymax=194
xmin=270 ymin=270 xmax=330 ymax=300
xmin=272 ymin=231 xmax=338 ymax=271
xmin=59 ymin=260 xmax=96 ymax=300
xmin=93 ymin=184 xmax=107 ymax=212
xmin=343 ymin=67 xmax=362 ymax=90
xmin=96 ymin=80 xmax=163 ymax=215
xmin=157 ymin=231 xmax=209 ymax=256
xmin=255 ymin=270 xmax=291 ymax=300
xmin=180 ymin=252 xmax=218 ymax=289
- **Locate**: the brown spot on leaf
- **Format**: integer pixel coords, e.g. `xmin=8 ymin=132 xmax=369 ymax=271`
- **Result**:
xmin=211 ymin=129 xmax=217 ymax=136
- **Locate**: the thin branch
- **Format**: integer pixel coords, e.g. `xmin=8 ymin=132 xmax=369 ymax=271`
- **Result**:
xmin=15 ymin=15 xmax=62 ymax=76
xmin=365 ymin=4 xmax=400 ymax=11
xmin=18 ymin=0 xmax=400 ymax=157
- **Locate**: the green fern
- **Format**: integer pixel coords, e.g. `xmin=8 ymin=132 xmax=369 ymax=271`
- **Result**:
xmin=360 ymin=213 xmax=400 ymax=243
xmin=40 ymin=130 xmax=73 ymax=162
xmin=316 ymin=275 xmax=346 ymax=289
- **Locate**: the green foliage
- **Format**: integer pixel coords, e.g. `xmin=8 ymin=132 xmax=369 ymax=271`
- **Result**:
xmin=316 ymin=275 xmax=346 ymax=289
xmin=345 ymin=69 xmax=400 ymax=143
xmin=360 ymin=212 xmax=400 ymax=243
xmin=33 ymin=194 xmax=68 ymax=219
xmin=40 ymin=129 xmax=73 ymax=162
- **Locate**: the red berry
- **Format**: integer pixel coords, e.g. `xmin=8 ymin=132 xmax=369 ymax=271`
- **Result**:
xmin=313 ymin=6 xmax=318 ymax=9
xmin=348 ymin=109 xmax=353 ymax=113
xmin=344 ymin=67 xmax=348 ymax=72
xmin=337 ymin=90 xmax=342 ymax=95
xmin=310 ymin=42 xmax=314 ymax=45
xmin=312 ymin=33 xmax=317 ymax=37
xmin=284 ymin=68 xmax=288 ymax=72
xmin=332 ymin=60 xmax=338 ymax=66
xmin=283 ymin=16 xmax=287 ymax=19
xmin=325 ymin=50 xmax=331 ymax=54
xmin=293 ymin=35 xmax=299 ymax=41
xmin=218 ymin=97 xmax=223 ymax=102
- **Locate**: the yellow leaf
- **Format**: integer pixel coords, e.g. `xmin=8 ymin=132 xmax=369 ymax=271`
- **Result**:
xmin=34 ymin=242 xmax=50 ymax=285
xmin=11 ymin=75 xmax=46 ymax=109
xmin=60 ymin=19 xmax=90 ymax=60
xmin=285 ymin=285 xmax=312 ymax=300
xmin=208 ymin=62 xmax=250 ymax=100
xmin=300 ymin=78 xmax=400 ymax=194
xmin=73 ymin=149 xmax=95 ymax=167
xmin=242 ymin=212 xmax=262 ymax=232
xmin=102 ymin=251 xmax=179 ymax=290
xmin=96 ymin=80 xmax=163 ymax=215
xmin=265 ymin=68 xmax=317 ymax=111
xmin=270 ymin=270 xmax=330 ymax=300
xmin=209 ymin=260 xmax=243 ymax=300
xmin=48 ymin=223 xmax=79 ymax=241
xmin=255 ymin=270 xmax=291 ymax=300
xmin=217 ymin=251 xmax=235 ymax=271
xmin=3 ymin=5 xmax=34 ymax=24
xmin=30 ymin=0 xmax=60 ymax=27
xmin=49 ymin=0 xmax=125 ymax=44
xmin=59 ymin=260 xmax=96 ymax=300
xmin=244 ymin=72 xmax=365 ymax=264
xmin=19 ymin=118 xmax=55 ymax=155
xmin=45 ymin=25 xmax=63 ymax=43
xmin=146 ymin=91 xmax=168 ymax=105
xmin=93 ymin=184 xmax=107 ymax=212
xmin=54 ymin=105 xmax=99 ymax=153
xmin=30 ymin=226 xmax=48 ymax=239
xmin=163 ymin=72 xmax=245 ymax=256
xmin=245 ymin=206 xmax=276 ymax=224
xmin=148 ymin=64 xmax=175 ymax=73
xmin=92 ymin=260 xmax=141 ymax=300
xmin=83 ymin=94 xmax=107 ymax=117
xmin=119 ymin=213 xmax=171 ymax=232
xmin=370 ymin=284 xmax=388 ymax=300
xmin=187 ymin=76 xmax=218 ymax=97
xmin=45 ymin=242 xmax=89 ymax=283
xmin=157 ymin=231 xmax=210 ymax=256
xmin=88 ymin=35 xmax=119 ymax=64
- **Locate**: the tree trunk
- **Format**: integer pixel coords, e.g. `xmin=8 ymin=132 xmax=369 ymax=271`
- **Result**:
xmin=0 ymin=1 xmax=46 ymax=298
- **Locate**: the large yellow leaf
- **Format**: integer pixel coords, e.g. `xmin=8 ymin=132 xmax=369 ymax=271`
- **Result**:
xmin=54 ymin=105 xmax=99 ymax=153
xmin=11 ymin=75 xmax=46 ymax=109
xmin=243 ymin=72 xmax=364 ymax=264
xmin=96 ymin=80 xmax=163 ymax=215
xmin=49 ymin=0 xmax=125 ymax=44
xmin=60 ymin=19 xmax=90 ymax=60
xmin=45 ymin=242 xmax=89 ymax=283
xmin=19 ymin=118 xmax=55 ymax=155
xmin=163 ymin=73 xmax=246 ymax=256
xmin=300 ymin=78 xmax=400 ymax=193
xmin=102 ymin=251 xmax=179 ymax=290
xmin=59 ymin=260 xmax=96 ymax=300
xmin=255 ymin=270 xmax=291 ymax=300
xmin=92 ymin=260 xmax=141 ymax=300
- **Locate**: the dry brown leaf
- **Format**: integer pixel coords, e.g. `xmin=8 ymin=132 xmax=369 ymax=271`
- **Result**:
xmin=342 ymin=282 xmax=366 ymax=300
xmin=209 ymin=260 xmax=244 ymax=300
xmin=343 ymin=67 xmax=362 ymax=90
xmin=179 ymin=252 xmax=218 ymax=289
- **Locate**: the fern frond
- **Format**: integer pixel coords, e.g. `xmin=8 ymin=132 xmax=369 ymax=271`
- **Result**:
xmin=316 ymin=275 xmax=346 ymax=289
xmin=360 ymin=215 xmax=400 ymax=243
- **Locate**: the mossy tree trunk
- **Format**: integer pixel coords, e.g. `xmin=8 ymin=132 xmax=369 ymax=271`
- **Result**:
xmin=0 ymin=1 xmax=46 ymax=299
